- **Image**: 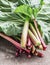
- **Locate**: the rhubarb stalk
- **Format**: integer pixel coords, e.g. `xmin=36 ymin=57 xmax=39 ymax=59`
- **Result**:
xmin=21 ymin=21 xmax=29 ymax=48
xmin=28 ymin=30 xmax=41 ymax=46
xmin=27 ymin=37 xmax=32 ymax=50
xmin=30 ymin=23 xmax=43 ymax=50
xmin=33 ymin=19 xmax=47 ymax=50
xmin=0 ymin=33 xmax=30 ymax=53
xmin=34 ymin=50 xmax=44 ymax=57
xmin=32 ymin=45 xmax=36 ymax=54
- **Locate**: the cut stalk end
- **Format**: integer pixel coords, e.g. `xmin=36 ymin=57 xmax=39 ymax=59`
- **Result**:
xmin=39 ymin=45 xmax=43 ymax=50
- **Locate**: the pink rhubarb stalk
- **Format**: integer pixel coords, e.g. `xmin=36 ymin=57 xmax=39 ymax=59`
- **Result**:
xmin=27 ymin=37 xmax=32 ymax=47
xmin=0 ymin=33 xmax=30 ymax=53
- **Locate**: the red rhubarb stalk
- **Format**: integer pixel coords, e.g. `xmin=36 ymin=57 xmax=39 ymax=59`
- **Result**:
xmin=34 ymin=50 xmax=44 ymax=57
xmin=33 ymin=19 xmax=47 ymax=50
xmin=0 ymin=33 xmax=30 ymax=53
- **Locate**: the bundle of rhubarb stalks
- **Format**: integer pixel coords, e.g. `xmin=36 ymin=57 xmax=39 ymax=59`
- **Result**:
xmin=0 ymin=18 xmax=47 ymax=58
xmin=0 ymin=0 xmax=50 ymax=58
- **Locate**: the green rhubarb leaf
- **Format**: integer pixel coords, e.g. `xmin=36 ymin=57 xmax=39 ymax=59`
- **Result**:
xmin=0 ymin=19 xmax=23 ymax=36
xmin=0 ymin=0 xmax=18 ymax=12
xmin=0 ymin=0 xmax=24 ymax=36
xmin=14 ymin=5 xmax=33 ymax=18
xmin=17 ymin=0 xmax=44 ymax=18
